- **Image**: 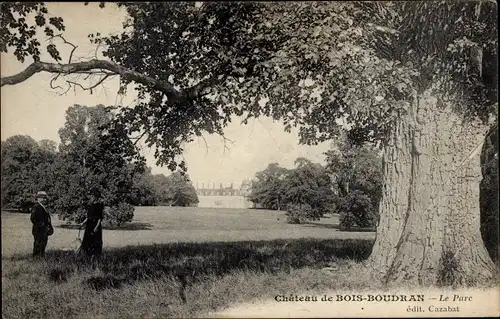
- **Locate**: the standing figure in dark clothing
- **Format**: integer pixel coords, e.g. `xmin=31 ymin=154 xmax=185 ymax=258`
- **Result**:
xmin=30 ymin=191 xmax=53 ymax=258
xmin=79 ymin=188 xmax=104 ymax=258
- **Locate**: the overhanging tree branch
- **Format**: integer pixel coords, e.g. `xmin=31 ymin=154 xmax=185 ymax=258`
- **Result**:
xmin=1 ymin=59 xmax=231 ymax=103
xmin=1 ymin=59 xmax=182 ymax=100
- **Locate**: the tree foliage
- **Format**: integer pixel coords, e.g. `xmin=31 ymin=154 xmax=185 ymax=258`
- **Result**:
xmin=337 ymin=190 xmax=377 ymax=230
xmin=1 ymin=135 xmax=58 ymax=211
xmin=325 ymin=139 xmax=383 ymax=229
xmin=248 ymin=159 xmax=335 ymax=223
xmin=0 ymin=2 xmax=65 ymax=62
xmin=52 ymin=104 xmax=144 ymax=224
xmin=98 ymin=1 xmax=497 ymax=154
xmin=1 ymin=2 xmax=496 ymax=168
xmin=248 ymin=163 xmax=289 ymax=210
xmin=129 ymin=166 xmax=157 ymax=206
xmin=165 ymin=171 xmax=199 ymax=207
xmin=129 ymin=167 xmax=199 ymax=207
xmin=282 ymin=158 xmax=335 ymax=222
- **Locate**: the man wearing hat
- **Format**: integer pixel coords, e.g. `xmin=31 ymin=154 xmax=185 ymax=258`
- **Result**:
xmin=30 ymin=191 xmax=53 ymax=258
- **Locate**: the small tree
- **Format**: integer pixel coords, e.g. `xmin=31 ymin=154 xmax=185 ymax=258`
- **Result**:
xmin=166 ymin=171 xmax=199 ymax=207
xmin=151 ymin=174 xmax=173 ymax=205
xmin=338 ymin=190 xmax=378 ymax=230
xmin=129 ymin=166 xmax=158 ymax=206
xmin=149 ymin=172 xmax=199 ymax=207
xmin=326 ymin=139 xmax=383 ymax=229
xmin=53 ymin=104 xmax=144 ymax=225
xmin=286 ymin=203 xmax=314 ymax=224
xmin=283 ymin=158 xmax=335 ymax=223
xmin=103 ymin=202 xmax=135 ymax=228
xmin=248 ymin=163 xmax=289 ymax=210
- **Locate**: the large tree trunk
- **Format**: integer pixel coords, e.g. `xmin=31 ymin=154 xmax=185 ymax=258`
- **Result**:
xmin=367 ymin=102 xmax=413 ymax=276
xmin=366 ymin=90 xmax=496 ymax=286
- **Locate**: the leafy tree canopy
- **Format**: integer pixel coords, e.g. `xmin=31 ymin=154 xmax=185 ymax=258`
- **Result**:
xmin=325 ymin=138 xmax=383 ymax=229
xmin=248 ymin=163 xmax=289 ymax=210
xmin=1 ymin=135 xmax=57 ymax=210
xmin=2 ymin=2 xmax=496 ymax=171
xmin=52 ymin=104 xmax=144 ymax=223
xmin=248 ymin=158 xmax=335 ymax=219
xmin=165 ymin=171 xmax=199 ymax=207
xmin=325 ymin=138 xmax=383 ymax=200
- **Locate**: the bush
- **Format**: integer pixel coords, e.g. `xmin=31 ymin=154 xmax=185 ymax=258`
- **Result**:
xmin=18 ymin=197 xmax=35 ymax=213
xmin=338 ymin=190 xmax=378 ymax=230
xmin=70 ymin=207 xmax=88 ymax=224
xmin=102 ymin=202 xmax=135 ymax=227
xmin=286 ymin=203 xmax=314 ymax=224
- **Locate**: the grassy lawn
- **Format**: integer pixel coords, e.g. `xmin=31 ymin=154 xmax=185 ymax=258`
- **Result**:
xmin=2 ymin=207 xmax=374 ymax=257
xmin=2 ymin=206 xmax=379 ymax=318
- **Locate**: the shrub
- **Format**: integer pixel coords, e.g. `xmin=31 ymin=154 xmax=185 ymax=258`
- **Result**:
xmin=338 ymin=190 xmax=378 ymax=230
xmin=103 ymin=202 xmax=134 ymax=227
xmin=286 ymin=203 xmax=313 ymax=224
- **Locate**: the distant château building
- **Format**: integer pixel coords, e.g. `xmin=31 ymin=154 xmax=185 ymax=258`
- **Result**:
xmin=194 ymin=180 xmax=253 ymax=208
xmin=195 ymin=181 xmax=247 ymax=196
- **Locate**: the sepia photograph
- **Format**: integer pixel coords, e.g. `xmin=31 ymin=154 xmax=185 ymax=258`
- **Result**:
xmin=1 ymin=1 xmax=499 ymax=318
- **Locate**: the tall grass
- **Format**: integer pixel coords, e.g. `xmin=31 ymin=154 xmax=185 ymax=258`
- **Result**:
xmin=2 ymin=238 xmax=375 ymax=318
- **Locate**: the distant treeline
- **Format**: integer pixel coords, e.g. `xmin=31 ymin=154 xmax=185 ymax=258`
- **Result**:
xmin=1 ymin=105 xmax=198 ymax=226
xmin=247 ymin=140 xmax=384 ymax=229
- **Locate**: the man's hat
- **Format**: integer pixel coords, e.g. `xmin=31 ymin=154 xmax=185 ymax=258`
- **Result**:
xmin=36 ymin=191 xmax=48 ymax=198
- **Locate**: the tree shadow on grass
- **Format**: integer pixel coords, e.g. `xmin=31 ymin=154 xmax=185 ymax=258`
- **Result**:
xmin=8 ymin=238 xmax=375 ymax=292
xmin=57 ymin=222 xmax=153 ymax=231
xmin=303 ymin=222 xmax=376 ymax=232
xmin=302 ymin=222 xmax=340 ymax=230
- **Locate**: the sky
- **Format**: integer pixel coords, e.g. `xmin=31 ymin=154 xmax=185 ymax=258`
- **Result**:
xmin=0 ymin=3 xmax=332 ymax=188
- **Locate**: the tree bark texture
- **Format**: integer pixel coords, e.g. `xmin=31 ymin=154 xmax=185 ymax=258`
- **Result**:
xmin=367 ymin=102 xmax=413 ymax=276
xmin=367 ymin=89 xmax=496 ymax=287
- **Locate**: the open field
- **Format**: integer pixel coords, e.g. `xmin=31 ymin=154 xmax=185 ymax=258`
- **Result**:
xmin=2 ymin=207 xmax=499 ymax=318
xmin=2 ymin=206 xmax=377 ymax=318
xmin=1 ymin=206 xmax=375 ymax=257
